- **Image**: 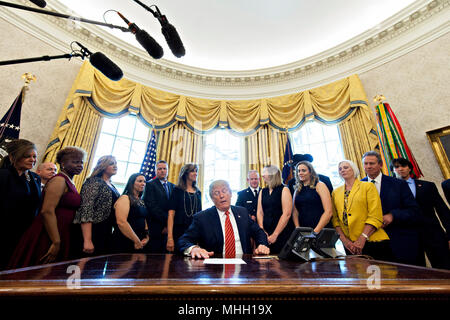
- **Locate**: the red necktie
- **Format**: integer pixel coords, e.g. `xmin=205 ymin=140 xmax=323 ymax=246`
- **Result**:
xmin=224 ymin=210 xmax=236 ymax=258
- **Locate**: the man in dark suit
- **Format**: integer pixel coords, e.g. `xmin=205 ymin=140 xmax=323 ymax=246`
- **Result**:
xmin=235 ymin=170 xmax=260 ymax=220
xmin=143 ymin=160 xmax=174 ymax=253
xmin=362 ymin=151 xmax=423 ymax=266
xmin=391 ymin=158 xmax=450 ymax=269
xmin=287 ymin=154 xmax=333 ymax=195
xmin=178 ymin=180 xmax=269 ymax=259
xmin=442 ymin=179 xmax=450 ymax=205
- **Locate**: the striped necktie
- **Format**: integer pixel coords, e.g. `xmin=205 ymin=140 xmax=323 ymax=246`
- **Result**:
xmin=224 ymin=210 xmax=236 ymax=258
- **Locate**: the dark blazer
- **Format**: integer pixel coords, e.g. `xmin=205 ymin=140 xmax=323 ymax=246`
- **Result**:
xmin=235 ymin=187 xmax=259 ymax=217
xmin=177 ymin=205 xmax=269 ymax=255
xmin=0 ymin=168 xmax=41 ymax=270
xmin=414 ymin=179 xmax=450 ymax=269
xmin=442 ymin=179 xmax=450 ymax=205
xmin=288 ymin=174 xmax=333 ymax=196
xmin=143 ymin=178 xmax=174 ymax=253
xmin=362 ymin=174 xmax=422 ymax=265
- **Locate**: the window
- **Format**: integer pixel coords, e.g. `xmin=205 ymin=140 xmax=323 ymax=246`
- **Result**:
xmin=290 ymin=121 xmax=344 ymax=188
xmin=203 ymin=129 xmax=244 ymax=208
xmin=92 ymin=114 xmax=150 ymax=193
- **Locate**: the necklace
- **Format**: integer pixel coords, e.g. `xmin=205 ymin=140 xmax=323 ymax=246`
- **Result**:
xmin=183 ymin=190 xmax=197 ymax=217
xmin=59 ymin=171 xmax=75 ymax=186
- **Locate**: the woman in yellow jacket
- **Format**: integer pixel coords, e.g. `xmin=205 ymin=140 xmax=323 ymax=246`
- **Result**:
xmin=332 ymin=160 xmax=393 ymax=261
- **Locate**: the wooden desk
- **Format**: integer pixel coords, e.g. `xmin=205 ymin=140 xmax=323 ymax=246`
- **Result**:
xmin=0 ymin=254 xmax=449 ymax=313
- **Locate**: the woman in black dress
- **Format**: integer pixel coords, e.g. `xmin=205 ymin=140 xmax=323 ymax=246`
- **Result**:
xmin=112 ymin=173 xmax=149 ymax=253
xmin=166 ymin=163 xmax=202 ymax=252
xmin=257 ymin=165 xmax=293 ymax=254
xmin=74 ymin=155 xmax=120 ymax=256
xmin=0 ymin=139 xmax=41 ymax=270
xmin=292 ymin=161 xmax=333 ymax=234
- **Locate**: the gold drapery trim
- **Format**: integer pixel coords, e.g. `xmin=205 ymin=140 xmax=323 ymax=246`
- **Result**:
xmin=42 ymin=61 xmax=378 ymax=191
xmin=70 ymin=62 xmax=373 ymax=135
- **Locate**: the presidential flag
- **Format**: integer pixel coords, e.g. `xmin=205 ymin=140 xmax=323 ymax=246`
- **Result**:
xmin=375 ymin=102 xmax=423 ymax=178
xmin=139 ymin=128 xmax=157 ymax=181
xmin=282 ymin=136 xmax=294 ymax=184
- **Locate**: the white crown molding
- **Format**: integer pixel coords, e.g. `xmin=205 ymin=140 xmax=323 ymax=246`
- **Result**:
xmin=1 ymin=0 xmax=449 ymax=99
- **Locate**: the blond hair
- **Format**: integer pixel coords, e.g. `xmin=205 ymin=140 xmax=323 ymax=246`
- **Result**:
xmin=263 ymin=165 xmax=282 ymax=189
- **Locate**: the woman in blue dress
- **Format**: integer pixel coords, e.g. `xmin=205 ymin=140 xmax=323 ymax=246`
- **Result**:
xmin=292 ymin=161 xmax=333 ymax=235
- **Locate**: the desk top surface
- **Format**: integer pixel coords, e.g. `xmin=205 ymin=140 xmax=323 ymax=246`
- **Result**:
xmin=0 ymin=254 xmax=449 ymax=296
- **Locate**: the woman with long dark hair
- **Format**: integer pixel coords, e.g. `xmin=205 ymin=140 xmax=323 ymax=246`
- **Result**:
xmin=166 ymin=163 xmax=202 ymax=252
xmin=112 ymin=173 xmax=149 ymax=253
xmin=292 ymin=161 xmax=333 ymax=234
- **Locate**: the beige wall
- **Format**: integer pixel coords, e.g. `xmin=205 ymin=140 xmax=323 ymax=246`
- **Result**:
xmin=360 ymin=32 xmax=450 ymax=191
xmin=0 ymin=17 xmax=82 ymax=162
xmin=1 ymin=17 xmax=448 ymax=193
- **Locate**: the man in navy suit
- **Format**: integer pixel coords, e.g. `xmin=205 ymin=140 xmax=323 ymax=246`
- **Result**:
xmin=235 ymin=170 xmax=260 ymax=220
xmin=391 ymin=158 xmax=450 ymax=269
xmin=178 ymin=180 xmax=270 ymax=259
xmin=287 ymin=154 xmax=333 ymax=195
xmin=443 ymin=179 xmax=450 ymax=205
xmin=143 ymin=160 xmax=175 ymax=253
xmin=362 ymin=151 xmax=423 ymax=266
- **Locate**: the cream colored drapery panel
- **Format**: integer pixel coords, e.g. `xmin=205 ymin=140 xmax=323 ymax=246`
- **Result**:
xmin=246 ymin=126 xmax=288 ymax=187
xmin=156 ymin=122 xmax=204 ymax=192
xmin=43 ymin=61 xmax=378 ymax=189
xmin=338 ymin=108 xmax=379 ymax=179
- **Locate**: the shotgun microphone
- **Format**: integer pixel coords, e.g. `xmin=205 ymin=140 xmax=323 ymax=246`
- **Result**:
xmin=117 ymin=12 xmax=163 ymax=59
xmin=28 ymin=0 xmax=46 ymax=8
xmin=74 ymin=42 xmax=123 ymax=81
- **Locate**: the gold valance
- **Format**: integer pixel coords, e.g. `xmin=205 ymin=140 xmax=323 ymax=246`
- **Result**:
xmin=70 ymin=62 xmax=373 ymax=136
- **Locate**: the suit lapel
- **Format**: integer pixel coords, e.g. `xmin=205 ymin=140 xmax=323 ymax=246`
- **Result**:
xmin=380 ymin=174 xmax=388 ymax=201
xmin=414 ymin=179 xmax=423 ymax=199
xmin=231 ymin=206 xmax=247 ymax=252
xmin=346 ymin=180 xmax=361 ymax=212
xmin=209 ymin=207 xmax=224 ymax=250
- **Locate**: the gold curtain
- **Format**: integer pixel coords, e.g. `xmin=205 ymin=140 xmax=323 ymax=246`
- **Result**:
xmin=156 ymin=122 xmax=204 ymax=191
xmin=43 ymin=61 xmax=378 ymax=191
xmin=338 ymin=108 xmax=379 ymax=179
xmin=69 ymin=62 xmax=373 ymax=135
xmin=42 ymin=97 xmax=102 ymax=190
xmin=246 ymin=126 xmax=287 ymax=187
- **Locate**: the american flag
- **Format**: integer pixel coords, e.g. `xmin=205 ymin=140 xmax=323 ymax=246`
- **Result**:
xmin=139 ymin=129 xmax=157 ymax=181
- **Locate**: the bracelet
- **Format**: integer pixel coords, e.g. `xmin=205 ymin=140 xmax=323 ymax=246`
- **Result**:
xmin=361 ymin=232 xmax=369 ymax=239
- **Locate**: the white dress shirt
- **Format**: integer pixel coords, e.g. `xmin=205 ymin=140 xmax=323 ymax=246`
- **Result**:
xmin=369 ymin=171 xmax=383 ymax=194
xmin=250 ymin=187 xmax=259 ymax=197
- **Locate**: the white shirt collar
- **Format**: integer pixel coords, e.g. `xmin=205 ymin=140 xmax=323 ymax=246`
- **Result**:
xmin=249 ymin=187 xmax=259 ymax=193
xmin=369 ymin=171 xmax=383 ymax=184
xmin=216 ymin=207 xmax=233 ymax=217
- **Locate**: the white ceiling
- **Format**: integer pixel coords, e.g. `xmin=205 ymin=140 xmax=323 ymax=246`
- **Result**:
xmin=57 ymin=0 xmax=418 ymax=71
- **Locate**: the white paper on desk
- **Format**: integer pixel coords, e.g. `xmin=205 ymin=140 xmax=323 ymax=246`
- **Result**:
xmin=203 ymin=258 xmax=246 ymax=265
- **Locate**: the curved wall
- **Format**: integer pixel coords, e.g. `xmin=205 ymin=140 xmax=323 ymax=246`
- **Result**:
xmin=0 ymin=8 xmax=448 ymax=192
